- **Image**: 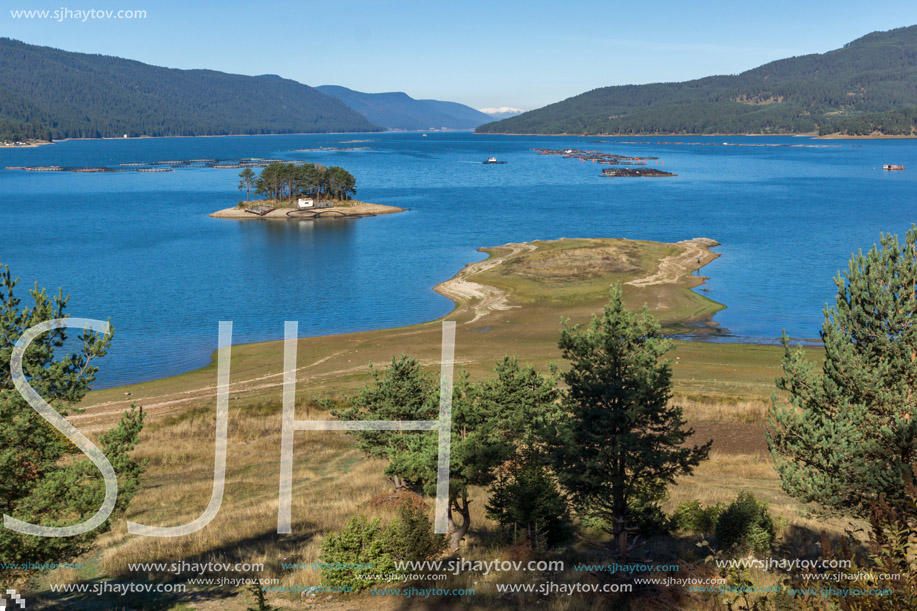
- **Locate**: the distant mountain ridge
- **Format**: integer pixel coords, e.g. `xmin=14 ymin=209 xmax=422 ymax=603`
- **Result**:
xmin=317 ymin=85 xmax=492 ymax=130
xmin=0 ymin=38 xmax=380 ymax=141
xmin=477 ymin=25 xmax=917 ymax=136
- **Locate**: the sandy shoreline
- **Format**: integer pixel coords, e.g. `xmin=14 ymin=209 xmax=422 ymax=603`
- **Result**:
xmin=209 ymin=201 xmax=404 ymax=219
xmin=815 ymin=133 xmax=917 ymax=139
xmin=1 ymin=140 xmax=53 ymax=148
xmin=79 ymin=236 xmax=723 ymax=421
xmin=474 ymin=131 xmax=821 ymax=137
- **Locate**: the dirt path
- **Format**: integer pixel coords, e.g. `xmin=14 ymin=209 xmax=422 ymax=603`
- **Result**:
xmin=73 ymin=354 xmax=477 ymax=429
xmin=76 ymin=244 xmax=539 ymax=427
xmin=434 ymin=242 xmax=537 ymax=323
xmin=626 ymin=237 xmax=720 ymax=287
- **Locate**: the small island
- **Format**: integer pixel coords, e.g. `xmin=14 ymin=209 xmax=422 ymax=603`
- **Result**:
xmin=210 ymin=161 xmax=404 ymax=219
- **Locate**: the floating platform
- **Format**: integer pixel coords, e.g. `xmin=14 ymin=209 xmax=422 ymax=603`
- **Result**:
xmin=7 ymin=157 xmax=294 ymax=173
xmin=533 ymin=148 xmax=658 ymax=164
xmin=602 ymin=168 xmax=676 ymax=178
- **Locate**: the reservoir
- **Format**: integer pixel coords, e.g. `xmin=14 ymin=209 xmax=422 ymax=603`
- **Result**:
xmin=0 ymin=132 xmax=914 ymax=387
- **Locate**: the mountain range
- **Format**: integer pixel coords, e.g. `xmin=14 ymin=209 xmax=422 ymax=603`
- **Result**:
xmin=477 ymin=25 xmax=917 ymax=136
xmin=0 ymin=38 xmax=381 ymax=140
xmin=0 ymin=36 xmax=499 ymax=141
xmin=4 ymin=26 xmax=916 ymax=142
xmin=316 ymin=85 xmax=492 ymax=131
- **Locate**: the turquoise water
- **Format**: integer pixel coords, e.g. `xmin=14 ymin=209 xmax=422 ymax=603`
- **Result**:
xmin=1 ymin=133 xmax=914 ymax=387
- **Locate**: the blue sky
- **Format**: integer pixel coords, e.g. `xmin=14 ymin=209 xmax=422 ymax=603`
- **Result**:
xmin=4 ymin=0 xmax=916 ymax=110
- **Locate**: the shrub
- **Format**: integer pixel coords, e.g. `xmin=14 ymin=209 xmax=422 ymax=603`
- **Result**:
xmin=383 ymin=505 xmax=446 ymax=563
xmin=714 ymin=492 xmax=775 ymax=552
xmin=245 ymin=582 xmax=278 ymax=611
xmin=627 ymin=481 xmax=671 ymax=536
xmin=319 ymin=515 xmax=393 ymax=591
xmin=672 ymin=500 xmax=724 ymax=534
xmin=319 ymin=505 xmax=444 ymax=591
xmin=486 ymin=462 xmax=571 ymax=549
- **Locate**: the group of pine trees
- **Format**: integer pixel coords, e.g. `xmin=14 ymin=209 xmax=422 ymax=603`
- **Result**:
xmin=335 ymin=286 xmax=710 ymax=554
xmin=239 ymin=162 xmax=357 ymax=203
xmin=818 ymin=106 xmax=917 ymax=136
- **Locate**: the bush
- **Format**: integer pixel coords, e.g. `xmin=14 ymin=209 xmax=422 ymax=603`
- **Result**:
xmin=672 ymin=500 xmax=724 ymax=534
xmin=486 ymin=462 xmax=571 ymax=549
xmin=319 ymin=505 xmax=444 ymax=591
xmin=319 ymin=515 xmax=393 ymax=591
xmin=714 ymin=492 xmax=775 ymax=552
xmin=627 ymin=481 xmax=671 ymax=536
xmin=383 ymin=505 xmax=445 ymax=563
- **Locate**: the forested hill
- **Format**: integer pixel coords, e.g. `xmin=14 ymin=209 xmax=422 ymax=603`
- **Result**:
xmin=0 ymin=38 xmax=380 ymax=141
xmin=477 ymin=25 xmax=917 ymax=136
xmin=316 ymin=85 xmax=492 ymax=130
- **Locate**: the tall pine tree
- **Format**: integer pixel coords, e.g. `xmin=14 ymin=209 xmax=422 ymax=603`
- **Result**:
xmin=551 ymin=285 xmax=710 ymax=556
xmin=0 ymin=263 xmax=145 ymax=581
xmin=768 ymin=228 xmax=917 ymax=562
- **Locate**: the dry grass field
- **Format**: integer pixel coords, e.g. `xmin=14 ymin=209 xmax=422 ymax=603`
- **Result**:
xmin=25 ymin=237 xmax=847 ymax=610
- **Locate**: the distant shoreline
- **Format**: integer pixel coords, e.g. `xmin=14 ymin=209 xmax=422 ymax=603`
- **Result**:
xmin=1 ymin=139 xmax=53 ymax=148
xmin=475 ymin=131 xmax=916 ymax=139
xmin=815 ymin=133 xmax=917 ymax=140
xmin=210 ymin=200 xmax=404 ymax=220
xmin=5 ymin=132 xmax=913 ymax=148
xmin=473 ymin=131 xmax=822 ymax=137
xmin=2 ymin=130 xmax=480 ymax=148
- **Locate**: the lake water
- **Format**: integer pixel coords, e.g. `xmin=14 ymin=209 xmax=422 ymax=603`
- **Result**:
xmin=1 ymin=133 xmax=914 ymax=388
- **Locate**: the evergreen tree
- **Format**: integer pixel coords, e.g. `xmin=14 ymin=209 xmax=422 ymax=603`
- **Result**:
xmin=238 ymin=168 xmax=256 ymax=201
xmin=325 ymin=166 xmax=357 ymax=200
xmin=334 ymin=356 xmax=557 ymax=551
xmin=293 ymin=164 xmax=322 ymax=200
xmin=0 ymin=263 xmax=145 ymax=580
xmin=768 ymin=228 xmax=917 ymax=564
xmin=550 ymin=285 xmax=710 ymax=557
xmin=330 ymin=355 xmax=437 ymax=492
xmin=486 ymin=461 xmax=571 ymax=549
xmin=474 ymin=356 xmax=559 ymax=459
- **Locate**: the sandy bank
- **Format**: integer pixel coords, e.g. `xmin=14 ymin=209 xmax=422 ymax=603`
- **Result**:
xmin=209 ymin=201 xmax=404 ymax=219
xmin=1 ymin=140 xmax=53 ymax=148
xmin=816 ymin=133 xmax=916 ymax=139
